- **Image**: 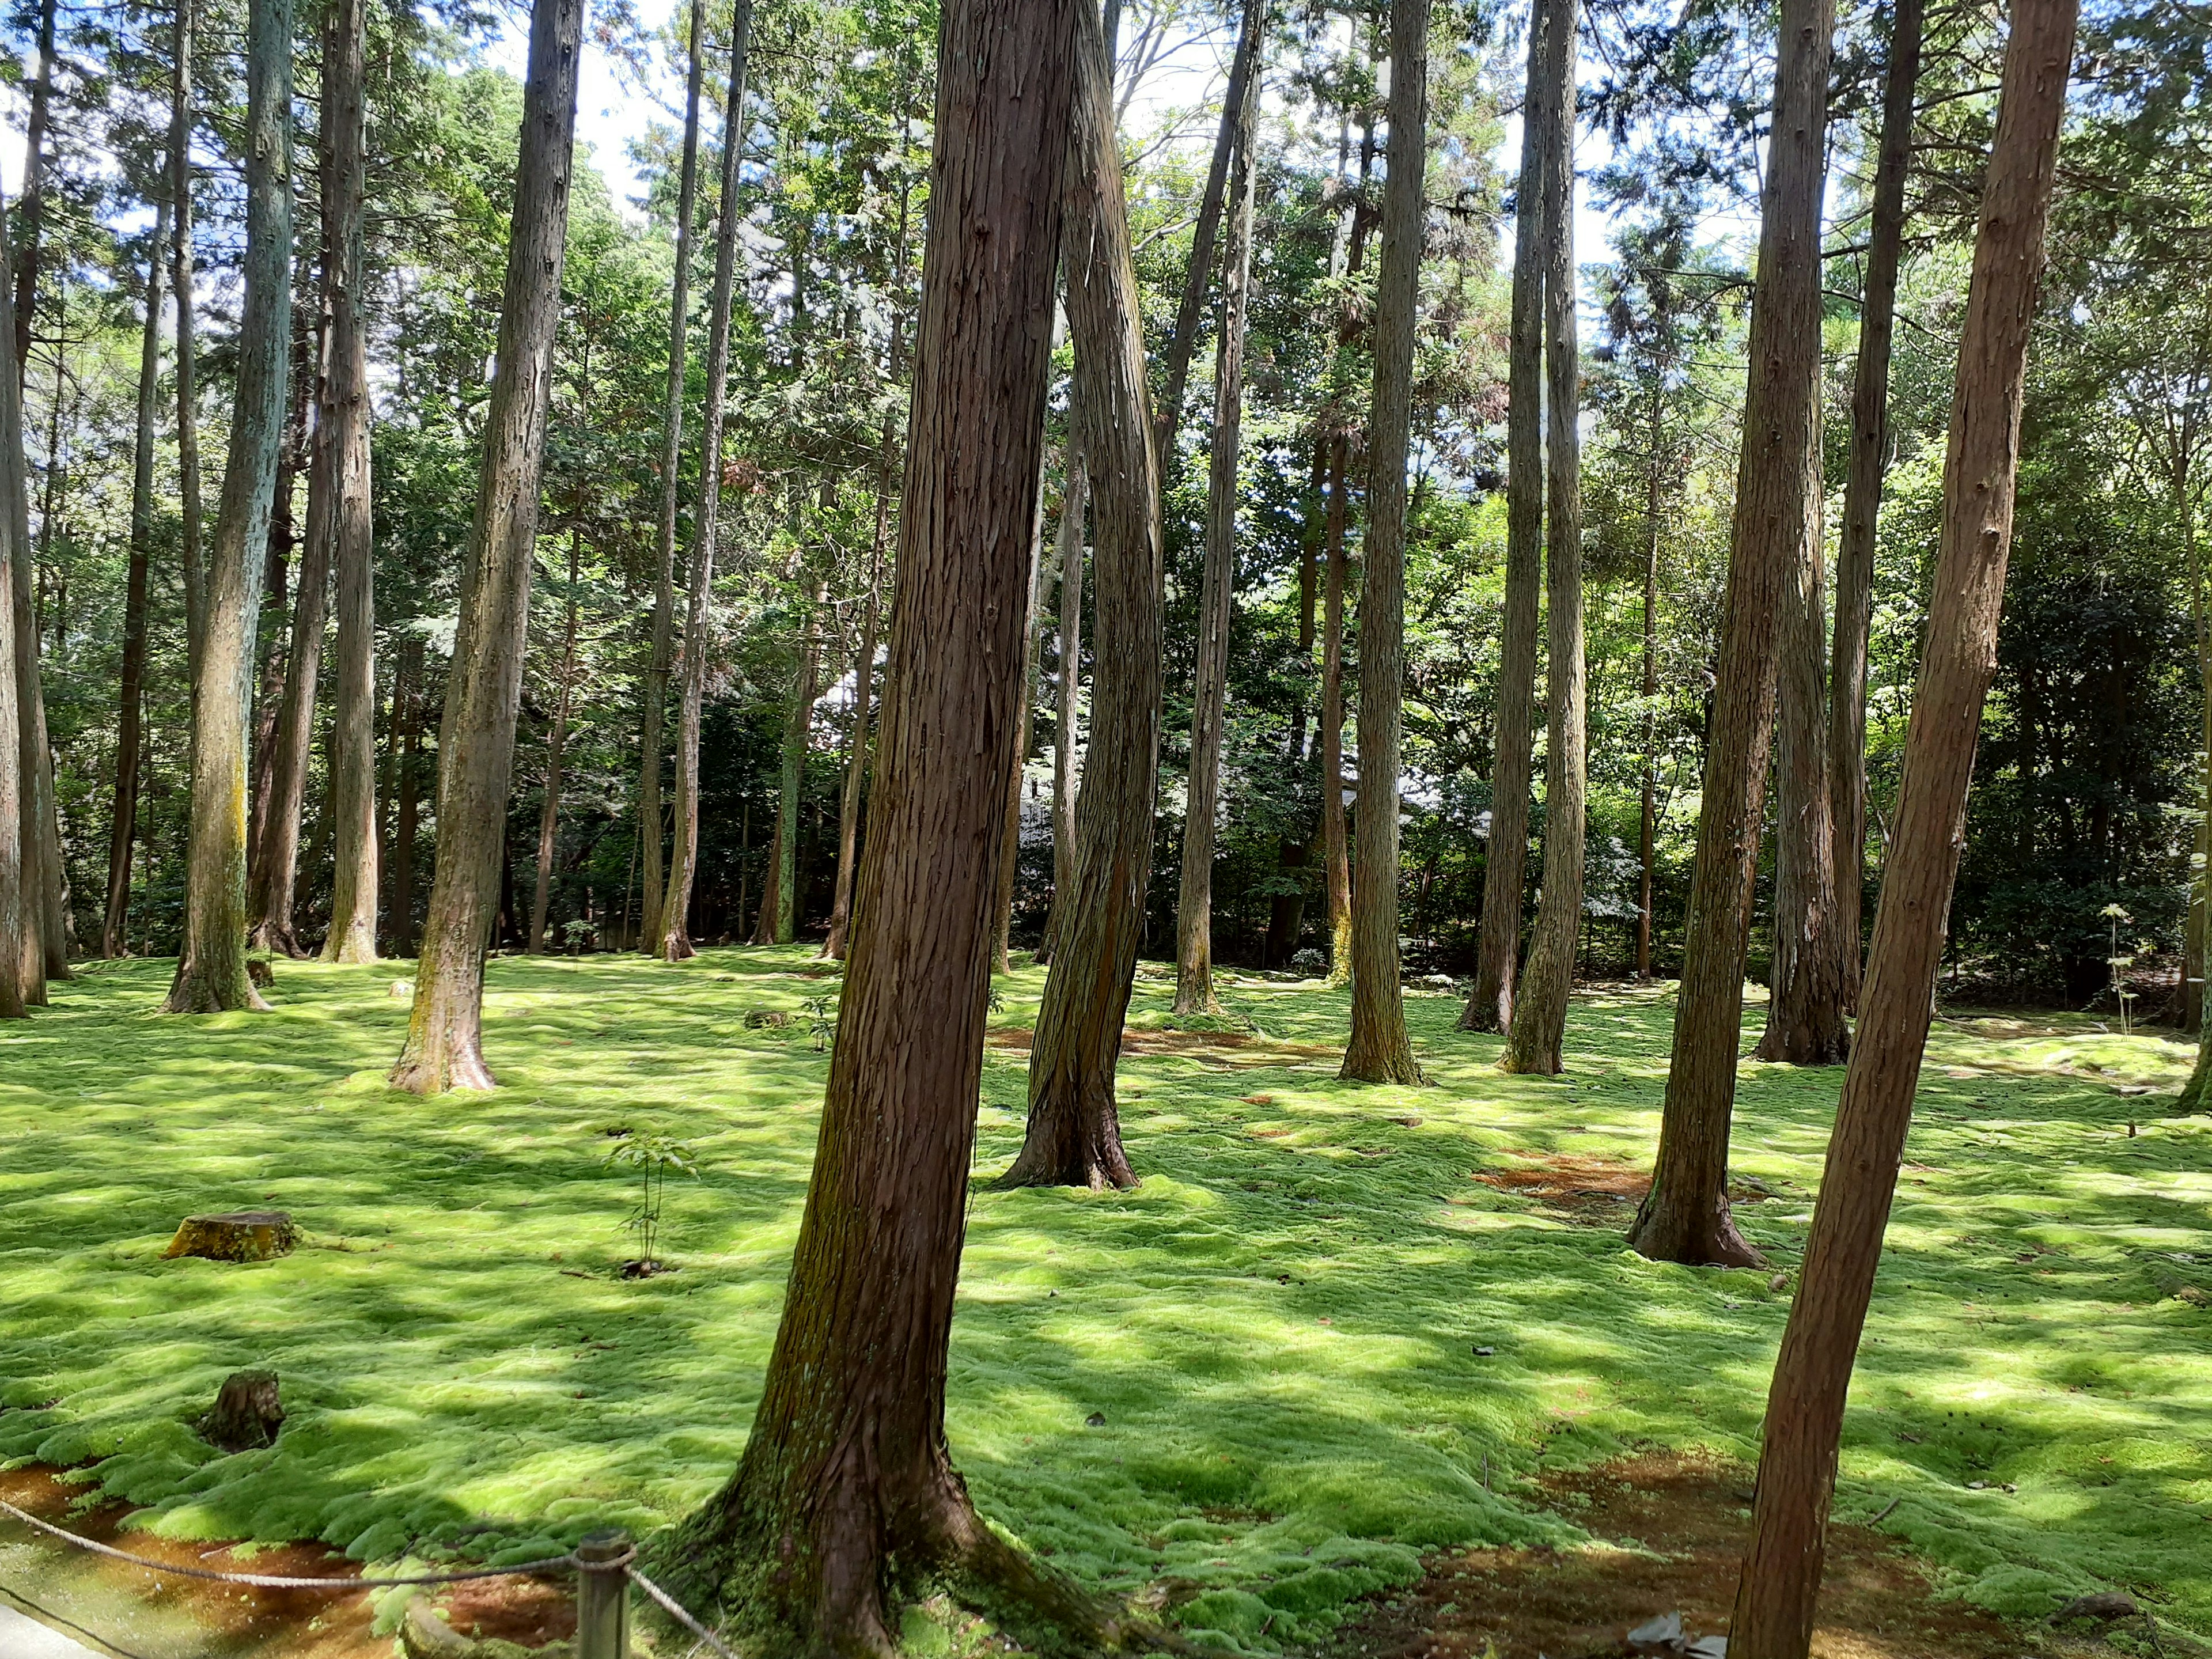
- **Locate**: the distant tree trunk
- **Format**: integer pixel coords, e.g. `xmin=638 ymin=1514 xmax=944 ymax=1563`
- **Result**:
xmin=1503 ymin=0 xmax=1585 ymax=1077
xmin=1033 ymin=447 xmax=1085 ymax=967
xmin=997 ymin=0 xmax=1161 ymax=1191
xmin=165 ymin=0 xmax=293 ymax=1014
xmin=1173 ymin=55 xmax=1256 ymax=1017
xmin=750 ymin=604 xmax=821 ymax=948
xmin=1153 ymin=0 xmax=1262 ymax=461
xmin=387 ymin=0 xmax=582 ymax=1086
xmin=249 ymin=344 xmax=329 ymax=960
xmin=993 ymin=469 xmax=1054 ymax=974
xmin=1463 ymin=0 xmax=1552 ymax=1035
xmin=13 ymin=0 xmax=55 ymax=387
xmin=531 ymin=527 xmax=584 ymax=952
xmin=104 ymin=209 xmax=167 ymax=959
xmin=0 ymin=283 xmax=21 ymax=1014
xmin=1637 ymin=411 xmax=1660 ymax=980
xmin=171 ymin=0 xmax=207 ymax=684
xmin=2176 ymin=448 xmax=2212 ymax=1104
xmin=9 ymin=256 xmax=64 ymax=987
xmin=652 ymin=0 xmax=1090 ymax=1642
xmin=824 ymin=529 xmax=885 ymax=961
xmin=1339 ymin=0 xmax=1429 ymax=1088
xmin=1320 ymin=431 xmax=1352 ymax=984
xmin=321 ymin=0 xmax=379 ymax=963
xmin=1627 ymin=0 xmax=1833 ymax=1264
xmin=1828 ymin=0 xmax=1924 ymax=1012
xmin=1729 ymin=7 xmax=2074 ymax=1646
xmin=638 ymin=0 xmax=706 ymax=954
xmin=247 ymin=346 xmax=308 ymax=885
xmin=659 ymin=0 xmax=754 ymax=963
xmin=390 ymin=635 xmax=424 ymax=955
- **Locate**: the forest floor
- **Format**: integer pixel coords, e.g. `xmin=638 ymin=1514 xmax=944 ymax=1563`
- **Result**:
xmin=0 ymin=948 xmax=2206 ymax=1658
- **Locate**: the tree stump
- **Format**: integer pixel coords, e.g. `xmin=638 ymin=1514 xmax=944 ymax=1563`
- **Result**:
xmin=164 ymin=1210 xmax=298 ymax=1262
xmin=247 ymin=959 xmax=275 ymax=988
xmin=200 ymin=1369 xmax=284 ymax=1452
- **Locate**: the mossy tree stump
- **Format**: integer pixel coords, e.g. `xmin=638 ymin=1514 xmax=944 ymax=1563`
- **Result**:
xmin=200 ymin=1368 xmax=285 ymax=1452
xmin=164 ymin=1210 xmax=298 ymax=1262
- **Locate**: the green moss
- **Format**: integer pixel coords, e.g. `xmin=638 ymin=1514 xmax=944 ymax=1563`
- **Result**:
xmin=0 ymin=956 xmax=2207 ymax=1648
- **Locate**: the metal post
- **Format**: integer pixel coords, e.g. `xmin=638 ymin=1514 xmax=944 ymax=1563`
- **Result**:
xmin=576 ymin=1528 xmax=631 ymax=1659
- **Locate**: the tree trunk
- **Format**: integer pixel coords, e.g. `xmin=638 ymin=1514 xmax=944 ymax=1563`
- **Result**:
xmin=165 ymin=0 xmax=293 ymax=1014
xmin=751 ymin=606 xmax=821 ymax=948
xmin=247 ymin=347 xmax=307 ymax=886
xmin=1172 ymin=52 xmax=1256 ymax=1017
xmin=9 ymin=248 xmax=64 ymax=988
xmin=1828 ymin=0 xmax=1924 ymax=1012
xmin=391 ymin=635 xmax=424 ymax=956
xmin=1463 ymin=0 xmax=1552 ymax=1035
xmin=320 ymin=0 xmax=379 ymax=963
xmin=824 ymin=537 xmax=884 ymax=961
xmin=1624 ymin=0 xmax=1832 ymax=1265
xmin=1033 ymin=446 xmax=1085 ymax=967
xmin=104 ymin=208 xmax=168 ymax=959
xmin=1637 ymin=403 xmax=1660 ymax=979
xmin=653 ymin=0 xmax=1092 ymax=1645
xmin=171 ymin=0 xmax=207 ymax=686
xmin=0 ymin=279 xmax=21 ymax=1013
xmin=2177 ymin=452 xmax=2212 ymax=1103
xmin=637 ymin=0 xmax=706 ymax=954
xmin=13 ymin=0 xmax=55 ymax=387
xmin=387 ymin=0 xmax=582 ymax=1085
xmin=1502 ymin=0 xmax=1584 ymax=1077
xmin=997 ymin=0 xmax=1162 ymax=1192
xmin=1152 ymin=0 xmax=1262 ymax=463
xmin=1339 ymin=0 xmax=1428 ymax=1088
xmin=993 ymin=465 xmax=1054 ymax=974
xmin=1321 ymin=431 xmax=1351 ymax=984
xmin=249 ymin=347 xmax=329 ymax=961
xmin=1729 ymin=6 xmax=2075 ymax=1646
xmin=530 ymin=528 xmax=584 ymax=952
xmin=658 ymin=0 xmax=755 ymax=962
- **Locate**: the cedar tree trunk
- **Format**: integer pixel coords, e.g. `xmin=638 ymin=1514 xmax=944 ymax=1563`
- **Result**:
xmin=530 ymin=528 xmax=584 ymax=951
xmin=172 ymin=0 xmax=207 ymax=685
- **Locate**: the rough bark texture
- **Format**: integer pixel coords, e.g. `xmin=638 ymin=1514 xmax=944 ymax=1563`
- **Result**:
xmin=653 ymin=0 xmax=1093 ymax=1645
xmin=171 ymin=0 xmax=207 ymax=687
xmin=388 ymin=0 xmax=581 ymax=1086
xmin=1034 ymin=448 xmax=1085 ymax=967
xmin=1463 ymin=0 xmax=1554 ymax=1036
xmin=993 ymin=479 xmax=1052 ymax=974
xmin=1828 ymin=0 xmax=1925 ymax=1013
xmin=1339 ymin=0 xmax=1428 ymax=1088
xmin=998 ymin=0 xmax=1161 ymax=1194
xmin=1320 ymin=433 xmax=1351 ymax=984
xmin=1172 ymin=57 xmax=1255 ymax=1018
xmin=2 ymin=211 xmax=54 ymax=1001
xmin=660 ymin=2 xmax=755 ymax=962
xmin=104 ymin=213 xmax=166 ymax=959
xmin=638 ymin=0 xmax=706 ymax=955
xmin=247 ymin=407 xmax=328 ymax=960
xmin=1502 ymin=0 xmax=1584 ymax=1077
xmin=0 ymin=296 xmax=21 ymax=1013
xmin=1729 ymin=5 xmax=2074 ymax=1646
xmin=13 ymin=0 xmax=54 ymax=387
xmin=1626 ymin=0 xmax=1832 ymax=1265
xmin=531 ymin=529 xmax=584 ymax=951
xmin=320 ymin=0 xmax=379 ymax=964
xmin=1637 ymin=420 xmax=1659 ymax=979
xmin=751 ymin=610 xmax=821 ymax=949
xmin=824 ymin=552 xmax=882 ymax=961
xmin=1152 ymin=0 xmax=1261 ymax=462
xmin=165 ymin=0 xmax=293 ymax=1014
xmin=390 ymin=635 xmax=424 ymax=955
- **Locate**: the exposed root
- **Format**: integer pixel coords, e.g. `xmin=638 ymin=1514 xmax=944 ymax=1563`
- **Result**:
xmin=1626 ymin=1188 xmax=1768 ymax=1269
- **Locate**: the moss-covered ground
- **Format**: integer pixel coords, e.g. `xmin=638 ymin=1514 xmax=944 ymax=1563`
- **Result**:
xmin=1 ymin=948 xmax=2207 ymax=1652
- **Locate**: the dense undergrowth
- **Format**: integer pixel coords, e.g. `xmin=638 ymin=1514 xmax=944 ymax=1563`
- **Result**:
xmin=0 ymin=948 xmax=2206 ymax=1651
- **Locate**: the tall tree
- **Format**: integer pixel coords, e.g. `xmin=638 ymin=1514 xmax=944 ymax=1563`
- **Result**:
xmin=389 ymin=635 xmax=425 ymax=955
xmin=320 ymin=0 xmax=379 ymax=964
xmin=0 ymin=262 xmax=21 ymax=1012
xmin=1033 ymin=448 xmax=1085 ymax=967
xmin=164 ymin=0 xmax=294 ymax=1013
xmin=1172 ymin=48 xmax=1257 ymax=1017
xmin=104 ymin=209 xmax=168 ymax=959
xmin=637 ymin=0 xmax=706 ymax=954
xmin=0 ymin=205 xmax=36 ymax=1009
xmin=997 ymin=0 xmax=1163 ymax=1191
xmin=1827 ymin=0 xmax=1926 ymax=1009
xmin=1625 ymin=0 xmax=1834 ymax=1263
xmin=387 ymin=0 xmax=584 ymax=1086
xmin=1463 ymin=0 xmax=1555 ymax=1035
xmin=660 ymin=0 xmax=756 ymax=961
xmin=823 ymin=532 xmax=884 ymax=961
xmin=993 ymin=473 xmax=1053 ymax=973
xmin=12 ymin=0 xmax=56 ymax=386
xmin=530 ymin=526 xmax=584 ymax=951
xmin=171 ymin=0 xmax=206 ymax=682
xmin=1339 ymin=0 xmax=1429 ymax=1087
xmin=651 ymin=0 xmax=1093 ymax=1643
xmin=1728 ymin=3 xmax=2077 ymax=1646
xmin=1502 ymin=0 xmax=1585 ymax=1076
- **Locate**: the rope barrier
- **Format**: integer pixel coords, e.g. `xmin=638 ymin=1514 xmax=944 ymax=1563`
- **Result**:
xmin=629 ymin=1567 xmax=741 ymax=1659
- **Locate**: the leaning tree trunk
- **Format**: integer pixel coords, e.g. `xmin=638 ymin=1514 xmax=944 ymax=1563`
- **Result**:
xmin=1625 ymin=0 xmax=1832 ymax=1264
xmin=320 ymin=0 xmax=379 ymax=963
xmin=1828 ymin=0 xmax=1925 ymax=1012
xmin=165 ymin=0 xmax=293 ymax=1014
xmin=1172 ymin=54 xmax=1256 ymax=1018
xmin=1339 ymin=0 xmax=1429 ymax=1088
xmin=171 ymin=0 xmax=207 ymax=685
xmin=658 ymin=0 xmax=755 ymax=963
xmin=1729 ymin=6 xmax=2075 ymax=1647
xmin=637 ymin=0 xmax=706 ymax=954
xmin=997 ymin=0 xmax=1162 ymax=1192
xmin=1153 ymin=0 xmax=1262 ymax=461
xmin=104 ymin=209 xmax=167 ymax=959
xmin=1502 ymin=0 xmax=1584 ymax=1077
xmin=1463 ymin=0 xmax=1554 ymax=1036
xmin=529 ymin=527 xmax=584 ymax=952
xmin=650 ymin=0 xmax=1101 ymax=1647
xmin=388 ymin=0 xmax=582 ymax=1087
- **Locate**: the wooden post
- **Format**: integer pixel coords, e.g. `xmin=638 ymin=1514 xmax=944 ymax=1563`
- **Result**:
xmin=575 ymin=1529 xmax=630 ymax=1659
